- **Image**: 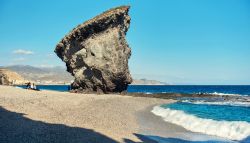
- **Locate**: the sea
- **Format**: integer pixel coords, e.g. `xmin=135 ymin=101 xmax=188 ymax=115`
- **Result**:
xmin=17 ymin=85 xmax=250 ymax=142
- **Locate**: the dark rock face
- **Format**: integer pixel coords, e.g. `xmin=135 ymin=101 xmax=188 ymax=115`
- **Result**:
xmin=55 ymin=6 xmax=132 ymax=93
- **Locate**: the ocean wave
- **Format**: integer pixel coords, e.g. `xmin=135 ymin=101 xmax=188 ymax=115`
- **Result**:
xmin=151 ymin=106 xmax=250 ymax=141
xmin=181 ymin=100 xmax=250 ymax=107
xmin=205 ymin=92 xmax=248 ymax=96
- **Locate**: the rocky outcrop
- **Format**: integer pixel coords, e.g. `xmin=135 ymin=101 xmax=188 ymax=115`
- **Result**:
xmin=55 ymin=6 xmax=132 ymax=93
xmin=0 ymin=69 xmax=26 ymax=85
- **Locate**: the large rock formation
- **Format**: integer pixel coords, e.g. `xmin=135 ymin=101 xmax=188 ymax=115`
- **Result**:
xmin=0 ymin=69 xmax=26 ymax=85
xmin=55 ymin=6 xmax=132 ymax=93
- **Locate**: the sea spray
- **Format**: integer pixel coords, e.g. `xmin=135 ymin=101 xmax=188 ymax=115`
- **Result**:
xmin=151 ymin=106 xmax=250 ymax=141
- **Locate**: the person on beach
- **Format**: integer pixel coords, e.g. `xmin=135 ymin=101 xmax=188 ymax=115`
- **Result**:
xmin=25 ymin=82 xmax=39 ymax=91
xmin=26 ymin=82 xmax=31 ymax=89
xmin=32 ymin=83 xmax=36 ymax=90
xmin=31 ymin=83 xmax=40 ymax=91
xmin=30 ymin=83 xmax=34 ymax=89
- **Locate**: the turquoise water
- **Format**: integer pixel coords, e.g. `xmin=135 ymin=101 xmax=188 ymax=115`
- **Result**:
xmin=17 ymin=85 xmax=250 ymax=123
xmin=162 ymin=102 xmax=250 ymax=122
xmin=152 ymin=99 xmax=250 ymax=142
xmin=17 ymin=85 xmax=250 ymax=141
xmin=128 ymin=85 xmax=250 ymax=96
xmin=17 ymin=85 xmax=250 ymax=96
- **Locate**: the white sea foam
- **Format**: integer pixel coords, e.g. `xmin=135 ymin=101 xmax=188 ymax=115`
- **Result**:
xmin=181 ymin=100 xmax=250 ymax=107
xmin=151 ymin=106 xmax=250 ymax=141
xmin=207 ymin=92 xmax=248 ymax=96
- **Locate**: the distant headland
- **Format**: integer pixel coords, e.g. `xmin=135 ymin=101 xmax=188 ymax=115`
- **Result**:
xmin=0 ymin=65 xmax=168 ymax=86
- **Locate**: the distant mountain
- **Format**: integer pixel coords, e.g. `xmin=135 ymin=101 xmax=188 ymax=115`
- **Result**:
xmin=6 ymin=65 xmax=46 ymax=74
xmin=4 ymin=65 xmax=168 ymax=85
xmin=4 ymin=65 xmax=73 ymax=84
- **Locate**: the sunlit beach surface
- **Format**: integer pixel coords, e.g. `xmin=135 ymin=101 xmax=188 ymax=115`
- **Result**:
xmin=1 ymin=85 xmax=249 ymax=143
xmin=0 ymin=85 xmax=174 ymax=142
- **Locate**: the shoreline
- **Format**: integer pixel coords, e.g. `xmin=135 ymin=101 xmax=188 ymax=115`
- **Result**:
xmin=14 ymin=85 xmax=249 ymax=100
xmin=14 ymin=84 xmax=228 ymax=98
xmin=0 ymin=85 xmax=173 ymax=142
xmin=136 ymin=105 xmax=237 ymax=143
xmin=0 ymin=85 xmax=246 ymax=143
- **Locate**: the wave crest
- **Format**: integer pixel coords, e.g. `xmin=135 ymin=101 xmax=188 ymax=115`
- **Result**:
xmin=151 ymin=106 xmax=250 ymax=141
xmin=206 ymin=92 xmax=248 ymax=96
xmin=181 ymin=100 xmax=250 ymax=107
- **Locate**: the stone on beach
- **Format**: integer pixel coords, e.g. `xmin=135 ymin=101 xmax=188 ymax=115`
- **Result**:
xmin=55 ymin=6 xmax=132 ymax=93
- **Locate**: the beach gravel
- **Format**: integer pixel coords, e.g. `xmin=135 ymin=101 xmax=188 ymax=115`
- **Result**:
xmin=0 ymin=85 xmax=173 ymax=143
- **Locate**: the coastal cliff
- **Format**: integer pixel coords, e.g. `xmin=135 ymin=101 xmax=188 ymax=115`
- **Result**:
xmin=0 ymin=69 xmax=26 ymax=85
xmin=55 ymin=6 xmax=132 ymax=93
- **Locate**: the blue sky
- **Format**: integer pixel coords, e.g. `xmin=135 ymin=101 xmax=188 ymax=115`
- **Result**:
xmin=0 ymin=0 xmax=250 ymax=84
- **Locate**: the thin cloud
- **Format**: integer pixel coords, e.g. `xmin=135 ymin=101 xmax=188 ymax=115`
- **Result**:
xmin=13 ymin=49 xmax=34 ymax=55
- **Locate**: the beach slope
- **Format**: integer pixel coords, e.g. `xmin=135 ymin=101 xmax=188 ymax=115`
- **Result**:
xmin=0 ymin=85 xmax=173 ymax=143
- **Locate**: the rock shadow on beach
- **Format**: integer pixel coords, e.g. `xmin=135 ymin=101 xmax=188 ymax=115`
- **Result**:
xmin=0 ymin=106 xmax=118 ymax=143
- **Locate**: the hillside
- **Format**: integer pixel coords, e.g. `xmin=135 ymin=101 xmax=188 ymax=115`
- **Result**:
xmin=0 ymin=68 xmax=27 ymax=85
xmin=5 ymin=65 xmax=73 ymax=84
xmin=4 ymin=65 xmax=168 ymax=85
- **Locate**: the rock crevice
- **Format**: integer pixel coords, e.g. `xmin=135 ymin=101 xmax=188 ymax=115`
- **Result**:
xmin=55 ymin=6 xmax=132 ymax=93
